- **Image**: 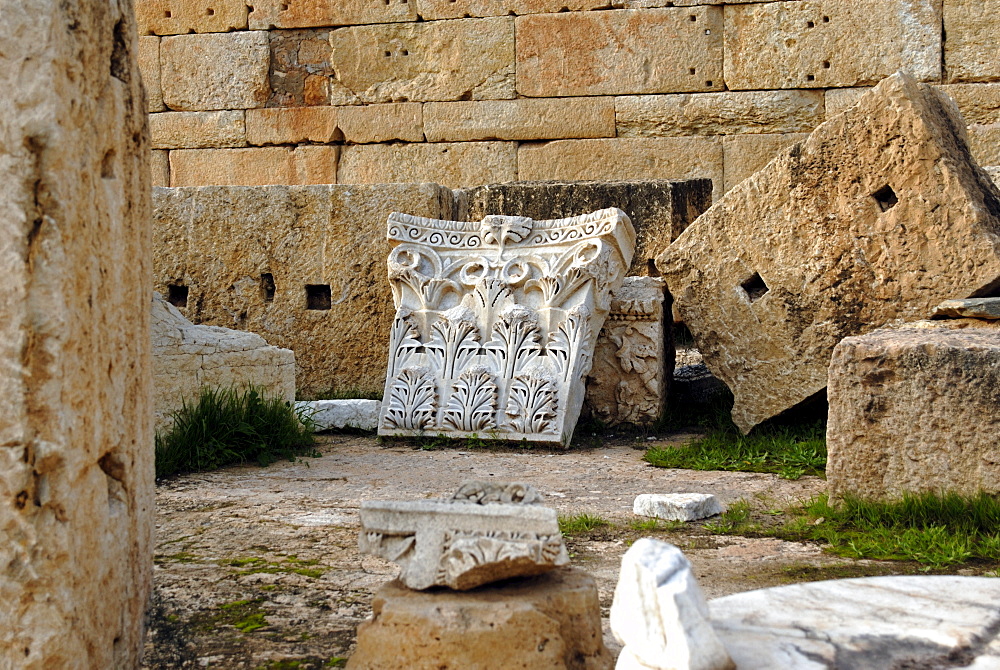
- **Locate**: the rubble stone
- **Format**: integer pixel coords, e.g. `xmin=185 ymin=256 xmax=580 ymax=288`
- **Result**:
xmin=658 ymin=73 xmax=1000 ymax=433
xmin=943 ymin=0 xmax=1000 ymax=84
xmin=338 ymin=142 xmax=516 ymax=189
xmin=424 ymin=98 xmax=615 ymax=143
xmin=827 ymin=320 xmax=1000 ymax=501
xmin=298 ymin=399 xmax=380 ymax=432
xmin=160 ymin=32 xmax=271 ymax=111
xmin=0 ymin=0 xmax=152 ymax=665
xmin=152 ymin=294 xmax=296 ymax=433
xmin=633 ymin=494 xmax=723 ymax=522
xmin=169 ymin=146 xmax=338 ymax=186
xmin=150 ymin=110 xmax=247 ymax=150
xmin=348 ymin=568 xmax=612 ymax=670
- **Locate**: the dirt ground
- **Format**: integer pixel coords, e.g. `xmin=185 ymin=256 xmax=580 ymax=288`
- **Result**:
xmin=142 ymin=431 xmax=919 ymax=669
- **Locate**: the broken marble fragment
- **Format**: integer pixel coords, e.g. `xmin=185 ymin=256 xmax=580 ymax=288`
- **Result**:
xmin=378 ymin=208 xmax=636 ymax=447
xmin=633 ymin=493 xmax=722 ymax=522
xmin=359 ymin=481 xmax=568 ymax=590
xmin=296 ymin=399 xmax=380 ymax=432
xmin=931 ymin=297 xmax=1000 ymax=320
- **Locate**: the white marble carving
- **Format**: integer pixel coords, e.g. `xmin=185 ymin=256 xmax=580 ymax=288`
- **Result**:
xmin=633 ymin=494 xmax=723 ymax=522
xmin=378 ymin=209 xmax=636 ymax=447
xmin=611 ymin=539 xmax=734 ymax=670
xmin=358 ymin=481 xmax=569 ymax=591
xmin=586 ymin=277 xmax=667 ymax=426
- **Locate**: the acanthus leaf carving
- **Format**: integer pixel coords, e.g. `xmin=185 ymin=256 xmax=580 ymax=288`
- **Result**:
xmin=505 ymin=373 xmax=558 ymax=435
xmin=485 ymin=305 xmax=541 ymax=380
xmin=442 ymin=367 xmax=498 ymax=432
xmin=383 ymin=367 xmax=437 ymax=431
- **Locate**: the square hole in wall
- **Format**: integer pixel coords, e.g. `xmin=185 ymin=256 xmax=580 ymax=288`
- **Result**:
xmin=741 ymin=273 xmax=769 ymax=303
xmin=305 ymin=284 xmax=331 ymax=310
xmin=873 ymin=185 xmax=898 ymax=212
xmin=261 ymin=273 xmax=276 ymax=302
xmin=167 ymin=284 xmax=188 ymax=308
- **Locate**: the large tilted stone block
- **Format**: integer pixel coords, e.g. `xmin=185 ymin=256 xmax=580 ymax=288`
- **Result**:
xmin=348 ymin=568 xmax=612 ymax=670
xmin=377 ymin=209 xmax=634 ymax=446
xmin=516 ymin=8 xmax=723 ymax=97
xmin=152 ymin=295 xmax=296 ymax=434
xmin=0 ymin=0 xmax=152 ymax=666
xmin=725 ymin=0 xmax=941 ymax=90
xmin=152 ymin=184 xmax=454 ymax=397
xmin=658 ymin=73 xmax=1000 ymax=433
xmin=827 ymin=319 xmax=1000 ymax=501
xmin=160 ymin=32 xmax=271 ymax=111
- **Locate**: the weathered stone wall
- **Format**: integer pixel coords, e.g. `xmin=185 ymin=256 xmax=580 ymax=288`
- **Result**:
xmin=0 ymin=0 xmax=153 ymax=667
xmin=135 ymin=0 xmax=999 ymax=197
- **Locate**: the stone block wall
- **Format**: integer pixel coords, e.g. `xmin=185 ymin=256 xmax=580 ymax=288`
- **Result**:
xmin=136 ymin=0 xmax=1000 ymax=196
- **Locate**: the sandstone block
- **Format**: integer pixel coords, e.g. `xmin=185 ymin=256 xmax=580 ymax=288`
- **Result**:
xmin=455 ymin=179 xmax=713 ymax=277
xmin=418 ymin=0 xmax=609 ymax=21
xmin=339 ymin=142 xmax=516 ymax=189
xmin=152 ymin=184 xmax=453 ymax=396
xmin=245 ymin=107 xmax=340 ymax=146
xmin=725 ymin=1 xmax=941 ymax=90
xmin=137 ymin=0 xmax=248 ymax=35
xmin=329 ymin=18 xmax=515 ymax=103
xmin=153 ymin=295 xmax=296 ymax=433
xmin=249 ymin=0 xmax=417 ymax=30
xmin=932 ymin=297 xmax=1000 ymax=320
xmin=152 ymin=149 xmax=170 ymax=187
xmin=827 ymin=321 xmax=1000 ymax=500
xmin=633 ymin=493 xmax=723 ymax=521
xmin=516 ymin=8 xmax=723 ymax=97
xmin=616 ymin=90 xmax=824 ymax=138
xmin=338 ymin=103 xmax=424 ymax=144
xmin=0 ymin=0 xmax=152 ymax=665
xmin=138 ymin=35 xmax=164 ymax=112
xmin=298 ymin=399 xmax=380 ymax=432
xmin=657 ymin=73 xmax=1000 ymax=433
xmin=150 ymin=110 xmax=246 ymax=149
xmin=424 ymin=98 xmax=615 ymax=143
xmin=169 ymin=146 xmax=338 ymax=186
xmin=348 ymin=568 xmax=612 ymax=670
xmin=161 ymin=32 xmax=270 ymax=111
xmin=939 ymin=83 xmax=1000 ymax=125
xmin=944 ymin=0 xmax=1000 ymax=83
xmin=517 ymin=138 xmax=723 ymax=200
xmin=611 ymin=540 xmax=733 ymax=670
xmin=722 ymin=133 xmax=809 ymax=192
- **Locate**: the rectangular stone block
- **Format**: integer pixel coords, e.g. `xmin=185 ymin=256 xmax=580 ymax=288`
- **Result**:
xmin=138 ymin=36 xmax=164 ymax=112
xmin=137 ymin=0 xmax=248 ymax=35
xmin=170 ymin=146 xmax=338 ymax=186
xmin=967 ymin=124 xmax=1000 ymax=167
xmin=939 ymin=83 xmax=1000 ymax=125
xmin=723 ymin=133 xmax=810 ymax=192
xmin=516 ymin=8 xmax=724 ymax=97
xmin=417 ymin=0 xmax=608 ymax=21
xmin=339 ymin=142 xmax=517 ymax=189
xmin=150 ymin=110 xmax=247 ymax=150
xmin=161 ymin=32 xmax=271 ymax=111
xmin=616 ymin=90 xmax=824 ymax=138
xmin=268 ymin=28 xmax=341 ymax=107
xmin=944 ymin=0 xmax=1000 ymax=83
xmin=245 ymin=107 xmax=340 ymax=145
xmin=330 ymin=18 xmax=515 ymax=103
xmin=151 ymin=184 xmax=454 ymax=396
xmin=517 ymin=138 xmax=723 ymax=201
xmin=152 ymin=150 xmax=170 ymax=187
xmin=338 ymin=103 xmax=424 ymax=144
xmin=725 ymin=0 xmax=941 ymax=90
xmin=248 ymin=0 xmax=417 ymax=30
xmin=827 ymin=321 xmax=1000 ymax=500
xmin=657 ymin=73 xmax=1000 ymax=433
xmin=425 ymin=98 xmax=615 ymax=143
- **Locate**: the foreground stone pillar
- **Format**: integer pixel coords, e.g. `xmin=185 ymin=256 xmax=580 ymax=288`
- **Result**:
xmin=0 ymin=0 xmax=153 ymax=667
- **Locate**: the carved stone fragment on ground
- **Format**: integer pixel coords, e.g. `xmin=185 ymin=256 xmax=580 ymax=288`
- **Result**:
xmin=587 ymin=277 xmax=669 ymax=426
xmin=296 ymin=399 xmax=380 ymax=432
xmin=658 ymin=72 xmax=1000 ymax=433
xmin=611 ymin=539 xmax=734 ymax=670
xmin=377 ymin=208 xmax=635 ymax=446
xmin=358 ymin=481 xmax=568 ymax=590
xmin=633 ymin=493 xmax=723 ymax=522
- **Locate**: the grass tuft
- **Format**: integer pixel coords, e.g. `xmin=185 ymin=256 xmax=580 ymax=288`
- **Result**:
xmin=559 ymin=513 xmax=610 ymax=536
xmin=155 ymin=386 xmax=317 ymax=479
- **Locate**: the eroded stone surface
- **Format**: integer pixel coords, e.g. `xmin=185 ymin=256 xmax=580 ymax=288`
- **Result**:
xmin=137 ymin=0 xmax=248 ymax=35
xmin=150 ymin=110 xmax=247 ymax=150
xmin=424 ymin=98 xmax=615 ymax=143
xmin=611 ymin=540 xmax=733 ymax=670
xmin=249 ymin=0 xmax=417 ymax=30
xmin=827 ymin=320 xmax=1000 ymax=501
xmin=658 ymin=73 xmax=1000 ymax=433
xmin=944 ymin=0 xmax=1000 ymax=84
xmin=932 ymin=297 xmax=1000 ymax=319
xmin=338 ymin=142 xmax=517 ymax=189
xmin=633 ymin=494 xmax=723 ymax=522
xmin=348 ymin=568 xmax=612 ymax=670
xmin=298 ymin=399 xmax=380 ymax=432
xmin=377 ymin=209 xmax=635 ymax=446
xmin=160 ymin=32 xmax=271 ymax=111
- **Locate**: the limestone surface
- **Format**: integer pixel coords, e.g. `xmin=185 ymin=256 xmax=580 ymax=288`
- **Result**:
xmin=658 ymin=72 xmax=1000 ymax=433
xmin=826 ymin=320 xmax=1000 ymax=501
xmin=338 ymin=142 xmax=517 ymax=189
xmin=348 ymin=568 xmax=612 ymax=670
xmin=358 ymin=482 xmax=568 ymax=590
xmin=424 ymin=98 xmax=616 ymax=143
xmin=611 ymin=540 xmax=733 ymax=670
xmin=377 ymin=209 xmax=635 ymax=446
xmin=298 ymin=399 xmax=380 ymax=432
xmin=248 ymin=0 xmax=417 ymax=30
xmin=943 ymin=0 xmax=1000 ymax=84
xmin=633 ymin=494 xmax=723 ymax=522
xmin=160 ymin=31 xmax=271 ymax=111
xmin=168 ymin=146 xmax=338 ymax=186
xmin=932 ymin=297 xmax=1000 ymax=319
xmin=152 ymin=294 xmax=296 ymax=433
xmin=150 ymin=110 xmax=247 ymax=150
xmin=137 ymin=0 xmax=248 ymax=35
xmin=0 ymin=0 xmax=153 ymax=666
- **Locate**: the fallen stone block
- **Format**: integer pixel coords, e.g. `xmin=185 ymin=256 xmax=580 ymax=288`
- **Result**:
xmin=931 ymin=297 xmax=1000 ymax=320
xmin=633 ymin=494 xmax=723 ymax=522
xmin=658 ymin=72 xmax=1000 ymax=433
xmin=611 ymin=539 xmax=733 ymax=670
xmin=297 ymin=399 xmax=380 ymax=432
xmin=347 ymin=567 xmax=612 ymax=670
xmin=827 ymin=319 xmax=1000 ymax=501
xmin=358 ymin=481 xmax=568 ymax=590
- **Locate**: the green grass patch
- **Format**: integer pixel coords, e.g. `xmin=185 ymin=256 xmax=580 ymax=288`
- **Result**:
xmin=192 ymin=598 xmax=269 ymax=634
xmin=559 ymin=513 xmax=610 ymax=536
xmin=629 ymin=518 xmax=686 ymax=533
xmin=155 ymin=385 xmax=318 ymax=478
xmin=228 ymin=555 xmax=326 ymax=579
